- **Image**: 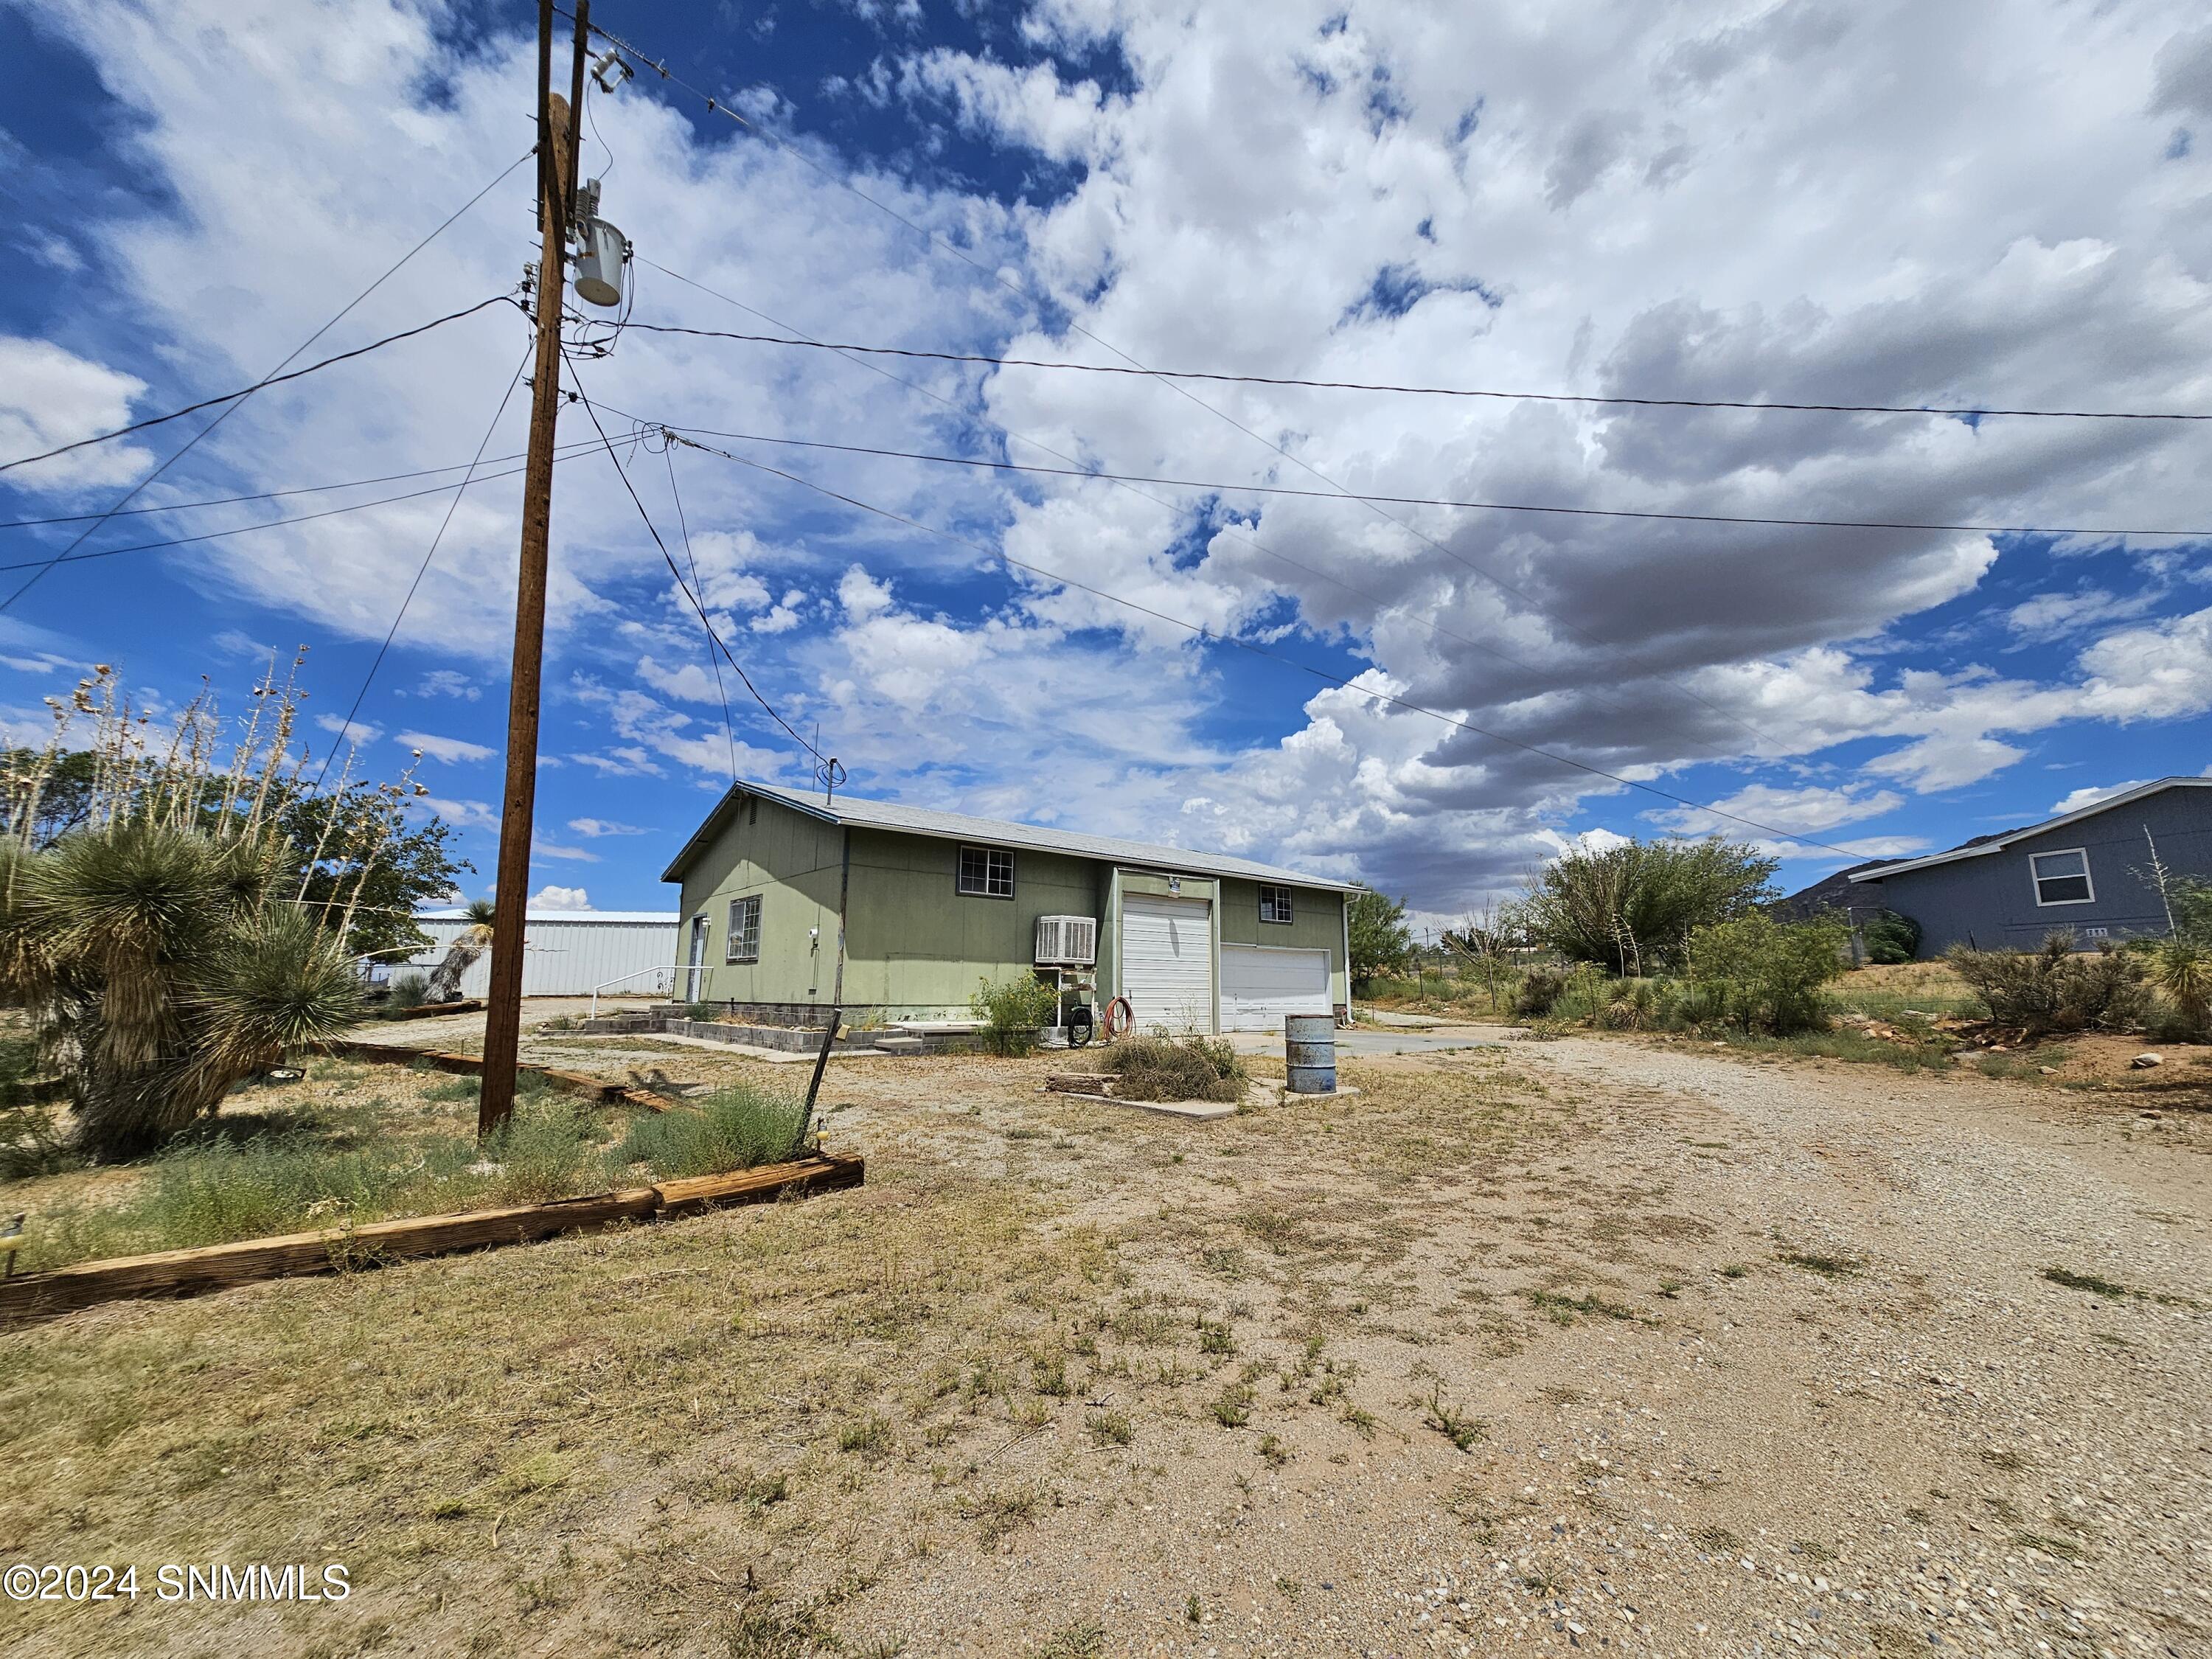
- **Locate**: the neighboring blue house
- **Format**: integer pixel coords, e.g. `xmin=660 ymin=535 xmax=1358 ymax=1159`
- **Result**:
xmin=1846 ymin=777 xmax=2212 ymax=956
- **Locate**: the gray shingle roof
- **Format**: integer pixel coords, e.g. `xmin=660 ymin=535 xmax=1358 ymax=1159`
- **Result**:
xmin=663 ymin=781 xmax=1363 ymax=891
xmin=1846 ymin=776 xmax=2211 ymax=882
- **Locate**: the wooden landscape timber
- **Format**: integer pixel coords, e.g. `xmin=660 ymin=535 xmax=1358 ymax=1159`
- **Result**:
xmin=327 ymin=1040 xmax=629 ymax=1103
xmin=378 ymin=998 xmax=486 ymax=1021
xmin=1046 ymin=1073 xmax=1119 ymax=1096
xmin=0 ymin=1154 xmax=865 ymax=1323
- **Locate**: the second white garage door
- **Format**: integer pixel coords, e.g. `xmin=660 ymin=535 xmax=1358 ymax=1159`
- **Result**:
xmin=1220 ymin=945 xmax=1332 ymax=1032
xmin=1121 ymin=894 xmax=1214 ymax=1032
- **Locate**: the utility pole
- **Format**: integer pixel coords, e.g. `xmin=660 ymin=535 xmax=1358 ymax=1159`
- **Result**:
xmin=481 ymin=0 xmax=588 ymax=1138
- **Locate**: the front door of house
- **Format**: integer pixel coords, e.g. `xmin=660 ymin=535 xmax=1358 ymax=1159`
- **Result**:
xmin=685 ymin=916 xmax=709 ymax=1001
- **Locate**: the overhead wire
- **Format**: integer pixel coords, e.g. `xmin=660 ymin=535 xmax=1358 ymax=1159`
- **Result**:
xmin=310 ymin=344 xmax=537 ymax=794
xmin=568 ymin=26 xmax=1968 ymax=759
xmin=0 ymin=295 xmax=524 ymax=478
xmin=661 ymin=428 xmax=1872 ymax=858
xmin=619 ymin=262 xmax=1792 ymax=776
xmin=0 ymin=147 xmax=534 ymax=616
xmin=608 ymin=321 xmax=2212 ymax=424
xmin=0 ymin=456 xmax=574 ymax=577
xmin=0 ymin=441 xmax=605 ymax=530
xmin=660 ymin=437 xmax=740 ymax=782
xmin=586 ymin=37 xmax=1806 ymax=761
xmin=561 ymin=362 xmax=830 ymax=768
xmin=618 ymin=414 xmax=2212 ymax=542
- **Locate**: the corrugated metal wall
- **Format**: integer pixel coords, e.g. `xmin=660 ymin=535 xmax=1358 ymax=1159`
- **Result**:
xmin=406 ymin=911 xmax=679 ymax=998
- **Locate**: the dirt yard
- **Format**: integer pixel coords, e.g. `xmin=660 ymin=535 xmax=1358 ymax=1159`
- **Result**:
xmin=1 ymin=1027 xmax=2207 ymax=1658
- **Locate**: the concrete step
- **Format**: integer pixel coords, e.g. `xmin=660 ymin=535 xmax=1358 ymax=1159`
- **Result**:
xmin=872 ymin=1036 xmax=926 ymax=1054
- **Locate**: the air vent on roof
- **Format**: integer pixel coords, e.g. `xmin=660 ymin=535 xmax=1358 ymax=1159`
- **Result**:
xmin=1034 ymin=914 xmax=1097 ymax=967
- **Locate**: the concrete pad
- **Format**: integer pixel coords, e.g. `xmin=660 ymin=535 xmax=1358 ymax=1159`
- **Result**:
xmin=1359 ymin=1009 xmax=1447 ymax=1029
xmin=1223 ymin=1026 xmax=1509 ymax=1059
xmin=1039 ymin=1088 xmax=1239 ymax=1121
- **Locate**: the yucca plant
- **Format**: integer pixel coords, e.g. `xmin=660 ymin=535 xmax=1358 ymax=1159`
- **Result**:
xmin=424 ymin=897 xmax=496 ymax=1001
xmin=2149 ymin=938 xmax=2211 ymax=1041
xmin=0 ymin=660 xmax=434 ymax=1161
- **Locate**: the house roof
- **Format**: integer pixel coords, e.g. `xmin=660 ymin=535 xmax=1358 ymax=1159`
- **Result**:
xmin=661 ymin=781 xmax=1366 ymax=892
xmin=1846 ymin=777 xmax=2212 ymax=883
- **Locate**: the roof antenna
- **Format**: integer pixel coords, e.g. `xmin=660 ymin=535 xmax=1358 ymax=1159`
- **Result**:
xmin=813 ymin=731 xmax=844 ymax=805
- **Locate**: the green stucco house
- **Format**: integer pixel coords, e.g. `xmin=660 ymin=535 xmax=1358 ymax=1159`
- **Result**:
xmin=661 ymin=781 xmax=1360 ymax=1032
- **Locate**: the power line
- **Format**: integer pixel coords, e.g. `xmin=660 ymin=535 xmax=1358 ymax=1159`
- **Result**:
xmin=0 ymin=148 xmax=533 ymax=616
xmin=0 ymin=295 xmax=523 ymax=479
xmin=609 ymin=320 xmax=2212 ymax=425
xmin=616 ymin=265 xmax=1808 ymax=781
xmin=0 ymin=458 xmax=574 ymax=577
xmin=630 ymin=417 xmax=2212 ymax=542
xmin=311 ymin=344 xmax=537 ymax=795
xmin=664 ymin=430 xmax=1871 ymax=858
xmin=661 ymin=439 xmax=740 ymax=782
xmin=0 ymin=442 xmax=602 ymax=529
xmin=562 ymin=364 xmax=829 ymax=766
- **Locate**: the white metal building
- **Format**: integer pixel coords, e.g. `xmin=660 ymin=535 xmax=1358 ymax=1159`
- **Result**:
xmin=407 ymin=908 xmax=680 ymax=999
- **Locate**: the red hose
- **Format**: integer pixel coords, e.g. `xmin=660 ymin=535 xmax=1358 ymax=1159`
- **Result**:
xmin=1102 ymin=995 xmax=1134 ymax=1040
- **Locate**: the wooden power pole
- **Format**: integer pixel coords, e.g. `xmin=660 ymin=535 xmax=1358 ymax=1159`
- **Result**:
xmin=481 ymin=0 xmax=588 ymax=1138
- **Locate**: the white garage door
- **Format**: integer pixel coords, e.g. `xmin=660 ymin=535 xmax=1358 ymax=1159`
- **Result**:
xmin=1220 ymin=945 xmax=1332 ymax=1032
xmin=1121 ymin=894 xmax=1213 ymax=1032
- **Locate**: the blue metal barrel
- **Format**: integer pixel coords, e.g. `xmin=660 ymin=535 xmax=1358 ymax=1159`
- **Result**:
xmin=1284 ymin=1013 xmax=1337 ymax=1094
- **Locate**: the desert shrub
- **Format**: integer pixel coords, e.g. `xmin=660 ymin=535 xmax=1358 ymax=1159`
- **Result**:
xmin=1946 ymin=934 xmax=2147 ymax=1037
xmin=1688 ymin=913 xmax=1846 ymax=1034
xmin=970 ymin=971 xmax=1061 ymax=1056
xmin=608 ymin=1080 xmax=810 ymax=1180
xmin=1860 ymin=910 xmax=1921 ymax=966
xmin=1106 ymin=1034 xmax=1248 ymax=1103
xmin=386 ymin=969 xmax=431 ymax=1009
xmin=486 ymin=1096 xmax=605 ymax=1205
xmin=1520 ymin=837 xmax=1778 ymax=974
xmin=681 ymin=1002 xmax=722 ymax=1023
xmin=1513 ymin=966 xmax=1569 ymax=1018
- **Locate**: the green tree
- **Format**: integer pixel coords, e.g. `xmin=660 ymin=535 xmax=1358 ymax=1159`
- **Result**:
xmin=1520 ymin=838 xmax=1779 ymax=974
xmin=1347 ymin=890 xmax=1413 ymax=991
xmin=0 ymin=746 xmax=99 ymax=846
xmin=269 ymin=782 xmax=471 ymax=961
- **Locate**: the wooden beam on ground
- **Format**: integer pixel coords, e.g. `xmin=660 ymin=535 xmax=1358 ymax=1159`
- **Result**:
xmin=326 ymin=1042 xmax=628 ymax=1104
xmin=0 ymin=1155 xmax=865 ymax=1323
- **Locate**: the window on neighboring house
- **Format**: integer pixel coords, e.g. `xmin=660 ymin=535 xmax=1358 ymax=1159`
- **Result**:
xmin=1259 ymin=884 xmax=1295 ymax=924
xmin=2030 ymin=849 xmax=2093 ymax=906
xmin=726 ymin=894 xmax=762 ymax=961
xmin=958 ymin=845 xmax=1015 ymax=898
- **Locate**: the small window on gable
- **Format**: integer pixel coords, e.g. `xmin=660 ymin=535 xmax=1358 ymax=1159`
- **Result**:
xmin=726 ymin=894 xmax=762 ymax=961
xmin=958 ymin=845 xmax=1015 ymax=898
xmin=2031 ymin=849 xmax=2093 ymax=906
xmin=1259 ymin=884 xmax=1295 ymax=924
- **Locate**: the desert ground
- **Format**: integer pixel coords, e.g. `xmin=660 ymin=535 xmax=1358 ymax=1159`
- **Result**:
xmin=1 ymin=1011 xmax=2208 ymax=1658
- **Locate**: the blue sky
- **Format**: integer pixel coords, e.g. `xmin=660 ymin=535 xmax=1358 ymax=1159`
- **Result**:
xmin=1 ymin=0 xmax=2208 ymax=925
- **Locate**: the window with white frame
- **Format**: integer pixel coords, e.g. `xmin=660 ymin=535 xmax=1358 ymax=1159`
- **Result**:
xmin=958 ymin=845 xmax=1015 ymax=898
xmin=726 ymin=894 xmax=762 ymax=961
xmin=2030 ymin=849 xmax=2093 ymax=906
xmin=1259 ymin=883 xmax=1295 ymax=924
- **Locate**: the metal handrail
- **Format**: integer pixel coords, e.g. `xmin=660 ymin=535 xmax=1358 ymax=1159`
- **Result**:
xmin=589 ymin=964 xmax=677 ymax=1020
